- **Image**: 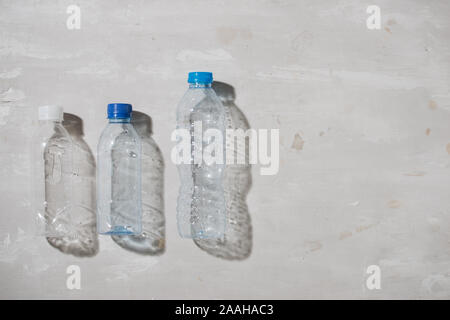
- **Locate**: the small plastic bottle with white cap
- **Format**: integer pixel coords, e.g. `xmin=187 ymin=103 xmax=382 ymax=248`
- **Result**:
xmin=32 ymin=105 xmax=74 ymax=236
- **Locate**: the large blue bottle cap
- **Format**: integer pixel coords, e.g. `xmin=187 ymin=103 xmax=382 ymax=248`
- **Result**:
xmin=107 ymin=103 xmax=132 ymax=119
xmin=188 ymin=72 xmax=213 ymax=84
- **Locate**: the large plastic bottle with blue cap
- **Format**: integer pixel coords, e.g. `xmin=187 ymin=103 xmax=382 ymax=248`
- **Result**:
xmin=175 ymin=72 xmax=226 ymax=239
xmin=97 ymin=103 xmax=142 ymax=235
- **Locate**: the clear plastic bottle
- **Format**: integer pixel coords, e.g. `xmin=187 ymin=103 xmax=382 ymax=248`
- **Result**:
xmin=97 ymin=103 xmax=142 ymax=235
xmin=176 ymin=72 xmax=226 ymax=239
xmin=32 ymin=105 xmax=74 ymax=237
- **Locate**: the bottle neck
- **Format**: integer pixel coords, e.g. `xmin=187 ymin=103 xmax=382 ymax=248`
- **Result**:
xmin=189 ymin=83 xmax=212 ymax=89
xmin=108 ymin=118 xmax=131 ymax=123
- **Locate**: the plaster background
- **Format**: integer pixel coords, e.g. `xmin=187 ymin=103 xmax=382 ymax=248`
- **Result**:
xmin=0 ymin=0 xmax=449 ymax=299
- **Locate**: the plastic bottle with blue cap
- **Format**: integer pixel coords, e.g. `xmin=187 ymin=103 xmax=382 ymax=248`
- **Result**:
xmin=175 ymin=72 xmax=227 ymax=239
xmin=97 ymin=103 xmax=142 ymax=235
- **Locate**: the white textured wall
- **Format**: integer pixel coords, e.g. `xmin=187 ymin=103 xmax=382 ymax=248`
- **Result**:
xmin=1 ymin=0 xmax=449 ymax=299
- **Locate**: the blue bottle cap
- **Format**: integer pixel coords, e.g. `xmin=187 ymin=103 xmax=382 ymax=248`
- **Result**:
xmin=107 ymin=103 xmax=132 ymax=119
xmin=188 ymin=72 xmax=213 ymax=85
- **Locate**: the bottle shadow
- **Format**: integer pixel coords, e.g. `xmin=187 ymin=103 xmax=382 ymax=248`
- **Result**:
xmin=46 ymin=113 xmax=99 ymax=257
xmin=193 ymin=81 xmax=253 ymax=260
xmin=111 ymin=111 xmax=166 ymax=255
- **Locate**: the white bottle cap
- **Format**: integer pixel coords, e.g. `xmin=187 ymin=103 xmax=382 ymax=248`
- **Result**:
xmin=38 ymin=105 xmax=63 ymax=121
